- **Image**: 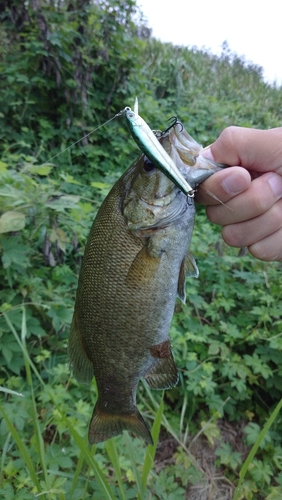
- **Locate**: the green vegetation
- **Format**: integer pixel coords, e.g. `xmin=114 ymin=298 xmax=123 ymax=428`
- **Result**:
xmin=1 ymin=1 xmax=282 ymax=498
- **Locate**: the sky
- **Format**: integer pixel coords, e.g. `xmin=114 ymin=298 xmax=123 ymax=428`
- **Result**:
xmin=137 ymin=0 xmax=282 ymax=86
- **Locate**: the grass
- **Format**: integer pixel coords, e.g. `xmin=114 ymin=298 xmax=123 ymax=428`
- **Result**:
xmin=1 ymin=305 xmax=282 ymax=499
xmin=233 ymin=397 xmax=282 ymax=500
xmin=0 ymin=306 xmax=164 ymax=499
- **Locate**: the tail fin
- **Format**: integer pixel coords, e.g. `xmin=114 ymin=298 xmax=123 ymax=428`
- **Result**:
xmin=88 ymin=405 xmax=153 ymax=445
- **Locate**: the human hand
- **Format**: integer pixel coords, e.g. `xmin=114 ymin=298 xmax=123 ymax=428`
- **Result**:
xmin=196 ymin=126 xmax=282 ymax=261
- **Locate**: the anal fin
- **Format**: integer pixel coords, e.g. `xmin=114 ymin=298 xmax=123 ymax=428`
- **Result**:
xmin=145 ymin=340 xmax=178 ymax=389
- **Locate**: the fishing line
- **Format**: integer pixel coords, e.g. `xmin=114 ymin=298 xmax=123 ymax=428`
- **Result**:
xmin=42 ymin=107 xmax=127 ymax=166
xmin=41 ymin=104 xmax=230 ymax=210
xmin=198 ymin=185 xmax=233 ymax=211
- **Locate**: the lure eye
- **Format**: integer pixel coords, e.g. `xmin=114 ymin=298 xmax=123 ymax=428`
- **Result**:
xmin=143 ymin=157 xmax=156 ymax=172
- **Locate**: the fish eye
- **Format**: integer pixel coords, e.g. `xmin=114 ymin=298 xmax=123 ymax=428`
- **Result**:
xmin=143 ymin=156 xmax=156 ymax=173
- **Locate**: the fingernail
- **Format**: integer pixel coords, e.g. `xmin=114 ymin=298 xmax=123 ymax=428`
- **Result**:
xmin=222 ymin=173 xmax=249 ymax=195
xmin=268 ymin=174 xmax=282 ymax=198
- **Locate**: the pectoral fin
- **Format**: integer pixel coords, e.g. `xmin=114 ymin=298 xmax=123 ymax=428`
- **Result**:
xmin=68 ymin=311 xmax=94 ymax=384
xmin=185 ymin=252 xmax=199 ymax=278
xmin=145 ymin=340 xmax=179 ymax=389
xmin=177 ymin=253 xmax=199 ymax=303
xmin=126 ymin=243 xmax=160 ymax=286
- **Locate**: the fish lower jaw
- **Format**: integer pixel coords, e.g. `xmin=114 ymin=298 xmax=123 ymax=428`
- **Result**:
xmin=128 ymin=225 xmax=168 ymax=236
xmin=139 ymin=190 xmax=177 ymax=207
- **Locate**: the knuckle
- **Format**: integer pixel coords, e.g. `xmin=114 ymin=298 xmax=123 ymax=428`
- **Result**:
xmin=206 ymin=206 xmax=222 ymax=224
xmin=249 ymin=225 xmax=282 ymax=261
xmin=220 ymin=125 xmax=239 ymax=142
xmin=219 ymin=126 xmax=240 ymax=147
xmin=248 ymin=175 xmax=282 ymax=216
xmin=271 ymin=199 xmax=282 ymax=225
xmin=248 ymin=243 xmax=272 ymax=261
xmin=249 ymin=191 xmax=271 ymax=215
xmin=222 ymin=224 xmax=243 ymax=247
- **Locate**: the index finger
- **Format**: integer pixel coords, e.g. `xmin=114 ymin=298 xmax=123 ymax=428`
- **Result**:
xmin=206 ymin=126 xmax=282 ymax=174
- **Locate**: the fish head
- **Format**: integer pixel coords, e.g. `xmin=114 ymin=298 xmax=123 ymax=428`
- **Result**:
xmin=122 ymin=122 xmax=226 ymax=231
xmin=122 ymin=152 xmax=188 ymax=231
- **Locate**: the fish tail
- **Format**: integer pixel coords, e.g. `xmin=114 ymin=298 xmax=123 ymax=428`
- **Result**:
xmin=88 ymin=404 xmax=153 ymax=445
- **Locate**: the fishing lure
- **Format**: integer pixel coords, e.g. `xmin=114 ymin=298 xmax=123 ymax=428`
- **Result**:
xmin=124 ymin=99 xmax=195 ymax=197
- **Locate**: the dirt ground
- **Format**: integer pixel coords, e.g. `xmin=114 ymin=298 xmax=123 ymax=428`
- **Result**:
xmin=155 ymin=420 xmax=249 ymax=500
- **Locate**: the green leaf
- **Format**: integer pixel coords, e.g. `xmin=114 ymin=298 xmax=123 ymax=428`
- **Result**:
xmin=0 ymin=403 xmax=41 ymax=493
xmin=0 ymin=211 xmax=25 ymax=233
xmin=1 ymin=238 xmax=30 ymax=268
xmin=0 ymin=386 xmax=24 ymax=397
xmin=123 ymin=432 xmax=144 ymax=499
xmin=105 ymin=439 xmax=127 ymax=500
xmin=140 ymin=393 xmax=164 ymax=493
xmin=60 ymin=173 xmax=82 ymax=185
xmin=57 ymin=415 xmax=116 ymax=500
xmin=250 ymin=459 xmax=272 ymax=485
xmin=266 ymin=487 xmax=282 ymax=500
xmin=28 ymin=164 xmax=53 ymax=176
xmin=0 ymin=161 xmax=8 ymax=173
xmin=91 ymin=181 xmax=111 ymax=189
xmin=46 ymin=195 xmax=80 ymax=211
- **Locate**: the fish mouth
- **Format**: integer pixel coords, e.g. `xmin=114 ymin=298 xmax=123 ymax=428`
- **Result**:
xmin=160 ymin=123 xmax=227 ymax=188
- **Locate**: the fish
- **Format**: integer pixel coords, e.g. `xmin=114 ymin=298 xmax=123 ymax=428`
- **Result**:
xmin=68 ymin=120 xmax=225 ymax=445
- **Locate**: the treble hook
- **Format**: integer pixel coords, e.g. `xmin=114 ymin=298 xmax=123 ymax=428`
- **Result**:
xmin=162 ymin=116 xmax=184 ymax=135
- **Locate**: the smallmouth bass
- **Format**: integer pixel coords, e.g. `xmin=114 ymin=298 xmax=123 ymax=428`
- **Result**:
xmin=69 ymin=121 xmax=224 ymax=445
